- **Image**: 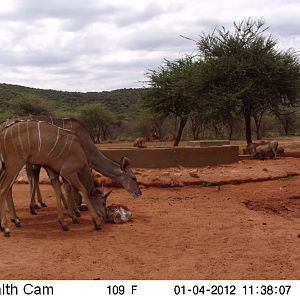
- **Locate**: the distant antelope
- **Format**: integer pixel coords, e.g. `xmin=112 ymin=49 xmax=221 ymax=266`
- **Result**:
xmin=0 ymin=120 xmax=109 ymax=237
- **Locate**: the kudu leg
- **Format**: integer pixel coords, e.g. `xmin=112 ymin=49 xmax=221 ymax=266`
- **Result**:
xmin=0 ymin=198 xmax=10 ymax=236
xmin=0 ymin=168 xmax=23 ymax=237
xmin=63 ymin=181 xmax=86 ymax=214
xmin=7 ymin=187 xmax=21 ymax=227
xmin=26 ymin=164 xmax=40 ymax=215
xmin=50 ymin=178 xmax=69 ymax=231
xmin=36 ymin=184 xmax=47 ymax=208
xmin=46 ymin=168 xmax=79 ymax=227
xmin=60 ymin=191 xmax=69 ymax=210
xmin=0 ymin=172 xmax=20 ymax=228
xmin=62 ymin=178 xmax=80 ymax=220
xmin=61 ymin=172 xmax=102 ymax=230
xmin=29 ymin=175 xmax=38 ymax=215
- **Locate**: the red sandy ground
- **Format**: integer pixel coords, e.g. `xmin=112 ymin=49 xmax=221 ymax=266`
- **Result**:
xmin=1 ymin=158 xmax=300 ymax=280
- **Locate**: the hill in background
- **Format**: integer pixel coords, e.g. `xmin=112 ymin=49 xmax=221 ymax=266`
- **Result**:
xmin=0 ymin=83 xmax=143 ymax=118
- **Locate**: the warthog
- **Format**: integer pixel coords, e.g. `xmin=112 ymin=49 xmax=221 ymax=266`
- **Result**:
xmin=133 ymin=137 xmax=146 ymax=148
xmin=106 ymin=204 xmax=132 ymax=224
xmin=242 ymin=140 xmax=268 ymax=155
xmin=276 ymin=146 xmax=284 ymax=158
xmin=253 ymin=141 xmax=279 ymax=160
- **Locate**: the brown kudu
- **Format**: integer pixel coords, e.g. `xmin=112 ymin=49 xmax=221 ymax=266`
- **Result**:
xmin=4 ymin=116 xmax=142 ymax=215
xmin=0 ymin=120 xmax=109 ymax=237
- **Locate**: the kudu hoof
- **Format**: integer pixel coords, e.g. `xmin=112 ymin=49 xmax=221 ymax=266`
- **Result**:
xmin=41 ymin=203 xmax=47 ymax=208
xmin=11 ymin=219 xmax=21 ymax=228
xmin=72 ymin=218 xmax=79 ymax=224
xmin=59 ymin=221 xmax=69 ymax=231
xmin=78 ymin=204 xmax=88 ymax=211
xmin=15 ymin=222 xmax=21 ymax=228
xmin=4 ymin=230 xmax=10 ymax=237
xmin=75 ymin=211 xmax=81 ymax=218
xmin=93 ymin=220 xmax=101 ymax=231
xmin=30 ymin=208 xmax=37 ymax=215
xmin=62 ymin=225 xmax=69 ymax=231
xmin=34 ymin=204 xmax=40 ymax=209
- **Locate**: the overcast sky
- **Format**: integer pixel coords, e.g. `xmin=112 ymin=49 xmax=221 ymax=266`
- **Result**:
xmin=0 ymin=0 xmax=299 ymax=92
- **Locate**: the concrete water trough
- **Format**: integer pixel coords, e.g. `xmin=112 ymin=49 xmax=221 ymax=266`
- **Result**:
xmin=187 ymin=140 xmax=230 ymax=147
xmin=100 ymin=145 xmax=239 ymax=168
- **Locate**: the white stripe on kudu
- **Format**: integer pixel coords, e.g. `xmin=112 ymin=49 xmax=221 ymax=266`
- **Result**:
xmin=26 ymin=121 xmax=31 ymax=152
xmin=17 ymin=122 xmax=25 ymax=156
xmin=52 ymin=134 xmax=69 ymax=160
xmin=48 ymin=127 xmax=60 ymax=156
xmin=3 ymin=125 xmax=9 ymax=154
xmin=10 ymin=125 xmax=19 ymax=154
xmin=37 ymin=121 xmax=42 ymax=155
xmin=68 ymin=135 xmax=74 ymax=151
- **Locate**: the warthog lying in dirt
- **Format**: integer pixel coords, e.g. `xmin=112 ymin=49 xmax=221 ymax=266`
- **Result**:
xmin=106 ymin=204 xmax=132 ymax=224
xmin=253 ymin=141 xmax=279 ymax=160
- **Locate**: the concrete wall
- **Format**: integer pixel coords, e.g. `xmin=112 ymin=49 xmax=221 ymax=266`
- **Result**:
xmin=101 ymin=145 xmax=239 ymax=168
xmin=187 ymin=140 xmax=230 ymax=147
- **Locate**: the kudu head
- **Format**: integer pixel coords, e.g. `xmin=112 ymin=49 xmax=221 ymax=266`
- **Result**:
xmin=90 ymin=187 xmax=111 ymax=222
xmin=117 ymin=157 xmax=142 ymax=198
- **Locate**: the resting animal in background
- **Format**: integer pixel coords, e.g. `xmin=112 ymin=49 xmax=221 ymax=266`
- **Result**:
xmin=133 ymin=137 xmax=146 ymax=148
xmin=151 ymin=132 xmax=161 ymax=141
xmin=106 ymin=204 xmax=132 ymax=224
xmin=242 ymin=140 xmax=268 ymax=155
xmin=253 ymin=140 xmax=279 ymax=160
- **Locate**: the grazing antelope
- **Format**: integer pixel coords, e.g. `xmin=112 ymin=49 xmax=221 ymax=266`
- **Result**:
xmin=3 ymin=116 xmax=142 ymax=214
xmin=0 ymin=120 xmax=109 ymax=237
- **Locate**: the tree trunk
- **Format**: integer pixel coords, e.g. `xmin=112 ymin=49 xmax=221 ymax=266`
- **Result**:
xmin=283 ymin=120 xmax=289 ymax=136
xmin=101 ymin=125 xmax=109 ymax=141
xmin=227 ymin=123 xmax=233 ymax=140
xmin=192 ymin=126 xmax=198 ymax=140
xmin=244 ymin=111 xmax=252 ymax=144
xmin=173 ymin=117 xmax=188 ymax=146
xmin=195 ymin=128 xmax=200 ymax=140
xmin=253 ymin=112 xmax=264 ymax=140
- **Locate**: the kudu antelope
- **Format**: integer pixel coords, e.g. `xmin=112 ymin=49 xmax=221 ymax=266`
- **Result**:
xmin=0 ymin=120 xmax=109 ymax=237
xmin=5 ymin=116 xmax=142 ymax=214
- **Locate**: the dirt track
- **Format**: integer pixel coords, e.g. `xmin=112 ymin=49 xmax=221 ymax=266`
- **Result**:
xmin=1 ymin=158 xmax=300 ymax=280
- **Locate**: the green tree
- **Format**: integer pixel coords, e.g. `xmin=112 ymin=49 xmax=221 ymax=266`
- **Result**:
xmin=79 ymin=103 xmax=116 ymax=142
xmin=144 ymin=56 xmax=201 ymax=146
xmin=197 ymin=18 xmax=300 ymax=143
xmin=9 ymin=95 xmax=51 ymax=116
xmin=273 ymin=105 xmax=298 ymax=136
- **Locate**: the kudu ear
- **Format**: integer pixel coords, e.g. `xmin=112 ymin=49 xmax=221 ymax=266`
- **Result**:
xmin=120 ymin=157 xmax=131 ymax=171
xmin=91 ymin=187 xmax=100 ymax=197
xmin=104 ymin=190 xmax=112 ymax=200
